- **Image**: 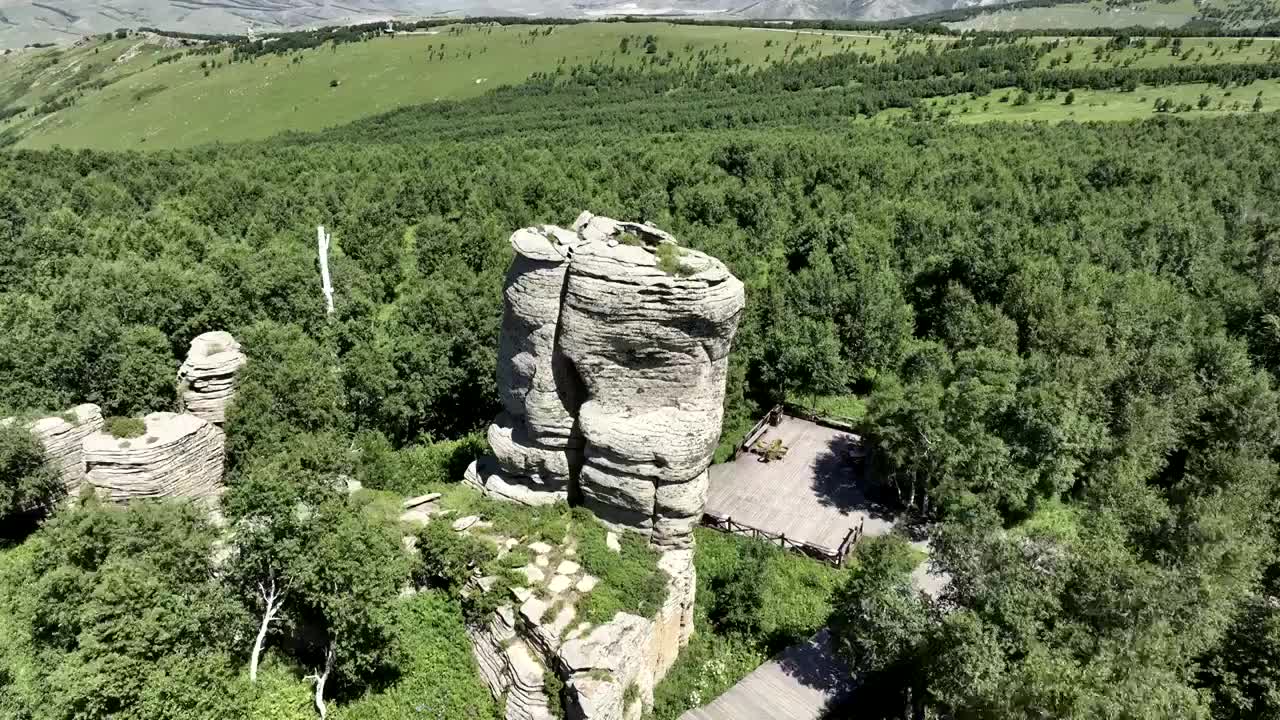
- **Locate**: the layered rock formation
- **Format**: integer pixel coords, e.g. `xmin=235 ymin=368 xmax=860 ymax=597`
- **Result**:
xmin=468 ymin=533 xmax=696 ymax=720
xmin=0 ymin=403 xmax=104 ymax=498
xmin=467 ymin=213 xmax=745 ymax=549
xmin=177 ymin=331 xmax=247 ymax=424
xmin=84 ymin=412 xmax=225 ymax=505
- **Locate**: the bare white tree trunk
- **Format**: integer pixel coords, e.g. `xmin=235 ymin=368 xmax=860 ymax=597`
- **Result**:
xmin=317 ymin=225 xmax=334 ymax=315
xmin=307 ymin=641 xmax=336 ymax=720
xmin=249 ymin=572 xmax=285 ymax=683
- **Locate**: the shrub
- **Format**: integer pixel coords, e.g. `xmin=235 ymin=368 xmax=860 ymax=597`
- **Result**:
xmin=543 ymin=667 xmax=565 ymax=719
xmin=0 ymin=424 xmax=61 ymax=522
xmin=415 ymin=520 xmax=498 ymax=594
xmin=356 ymin=431 xmax=488 ymax=496
xmin=654 ymin=243 xmax=694 ymax=277
xmin=573 ymin=508 xmax=666 ymax=624
xmin=336 ymin=592 xmax=501 ymax=720
xmin=105 ymin=416 xmax=146 ymax=439
xmin=708 ymin=539 xmax=770 ymax=636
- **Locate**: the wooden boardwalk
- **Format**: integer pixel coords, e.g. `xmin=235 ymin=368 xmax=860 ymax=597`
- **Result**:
xmin=706 ymin=416 xmax=893 ymax=554
xmin=678 ymin=629 xmax=853 ymax=720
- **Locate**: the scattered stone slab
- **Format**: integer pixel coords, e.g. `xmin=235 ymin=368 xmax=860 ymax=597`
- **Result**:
xmin=453 ymin=515 xmax=481 ymax=532
xmin=529 ymin=541 xmax=553 ymax=554
xmin=606 ymin=532 xmax=622 ymax=553
xmin=556 ymin=560 xmax=581 ymax=576
xmin=403 ymin=492 xmax=442 ymax=509
xmin=576 ymin=575 xmax=599 ymax=593
xmin=400 ymin=509 xmax=431 ymax=527
xmin=521 ymin=596 xmax=550 ymax=625
xmin=547 ymin=574 xmax=572 ymax=594
xmin=519 ymin=566 xmax=547 ymax=585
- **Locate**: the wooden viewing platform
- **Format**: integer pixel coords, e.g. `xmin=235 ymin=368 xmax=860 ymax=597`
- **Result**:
xmin=678 ymin=629 xmax=854 ymax=720
xmin=704 ymin=410 xmax=893 ymax=565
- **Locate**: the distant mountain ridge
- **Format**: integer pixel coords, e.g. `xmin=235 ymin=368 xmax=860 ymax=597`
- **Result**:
xmin=0 ymin=0 xmax=1013 ymax=48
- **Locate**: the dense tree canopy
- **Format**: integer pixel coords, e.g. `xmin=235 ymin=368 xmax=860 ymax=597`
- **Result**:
xmin=2 ymin=32 xmax=1280 ymax=719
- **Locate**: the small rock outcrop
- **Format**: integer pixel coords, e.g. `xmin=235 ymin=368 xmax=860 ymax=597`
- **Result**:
xmin=177 ymin=331 xmax=246 ymax=424
xmin=0 ymin=404 xmax=104 ymax=498
xmin=84 ymin=412 xmax=225 ymax=505
xmin=467 ymin=531 xmax=696 ymax=720
xmin=467 ymin=213 xmax=745 ymax=549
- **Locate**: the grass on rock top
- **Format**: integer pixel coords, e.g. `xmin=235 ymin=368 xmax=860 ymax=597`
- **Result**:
xmin=104 ymin=416 xmax=145 ymax=439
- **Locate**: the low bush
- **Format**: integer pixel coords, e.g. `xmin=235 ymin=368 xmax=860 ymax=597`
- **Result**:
xmin=335 ymin=591 xmax=501 ymax=720
xmin=104 ymin=416 xmax=146 ymax=439
xmin=573 ymin=507 xmax=667 ymax=624
xmin=356 ymin=431 xmax=488 ymax=496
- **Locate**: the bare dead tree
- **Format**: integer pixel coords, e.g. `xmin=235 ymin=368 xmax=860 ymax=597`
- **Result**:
xmin=317 ymin=225 xmax=334 ymax=315
xmin=248 ymin=569 xmax=285 ymax=682
xmin=306 ymin=641 xmax=336 ymax=719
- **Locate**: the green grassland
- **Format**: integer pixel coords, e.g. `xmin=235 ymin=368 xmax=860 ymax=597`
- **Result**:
xmin=1036 ymin=34 xmax=1280 ymax=68
xmin=5 ymin=22 xmax=1280 ymax=149
xmin=872 ymin=77 xmax=1280 ymax=123
xmin=948 ymin=0 xmax=1280 ymax=31
xmin=0 ymin=37 xmax=180 ymax=111
xmin=949 ymin=0 xmax=1203 ymax=31
xmin=1 ymin=23 xmax=917 ymax=151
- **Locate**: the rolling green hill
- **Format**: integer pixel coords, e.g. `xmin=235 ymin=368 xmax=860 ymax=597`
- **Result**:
xmin=0 ymin=23 xmax=913 ymax=150
xmin=4 ymin=21 xmax=1280 ymax=150
xmin=942 ymin=0 xmax=1280 ymax=31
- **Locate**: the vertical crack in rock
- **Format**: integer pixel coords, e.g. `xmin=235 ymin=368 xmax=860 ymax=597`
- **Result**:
xmin=467 ymin=212 xmax=745 ymax=550
xmin=177 ymin=330 xmax=247 ymax=425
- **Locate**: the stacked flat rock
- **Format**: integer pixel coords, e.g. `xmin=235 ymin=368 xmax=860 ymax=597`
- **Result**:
xmin=467 ymin=213 xmax=744 ymax=549
xmin=177 ymin=331 xmax=247 ymax=424
xmin=561 ymin=213 xmax=745 ymax=548
xmin=466 ymin=530 xmax=696 ymax=720
xmin=0 ymin=403 xmax=104 ymax=498
xmin=84 ymin=412 xmax=225 ymax=504
xmin=466 ymin=224 xmax=585 ymax=506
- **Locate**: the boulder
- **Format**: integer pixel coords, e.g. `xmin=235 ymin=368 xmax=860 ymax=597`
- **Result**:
xmin=84 ymin=412 xmax=225 ymax=505
xmin=177 ymin=331 xmax=247 ymax=424
xmin=1 ymin=404 xmax=104 ymax=499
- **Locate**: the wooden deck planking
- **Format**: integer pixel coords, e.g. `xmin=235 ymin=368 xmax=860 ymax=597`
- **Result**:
xmin=678 ymin=629 xmax=853 ymax=720
xmin=706 ymin=416 xmax=891 ymax=553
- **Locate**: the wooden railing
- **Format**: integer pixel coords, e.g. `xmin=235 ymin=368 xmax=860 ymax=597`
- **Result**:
xmin=729 ymin=404 xmax=784 ymax=460
xmin=701 ymin=511 xmax=864 ymax=567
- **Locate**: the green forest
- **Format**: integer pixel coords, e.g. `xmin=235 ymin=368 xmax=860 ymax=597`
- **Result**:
xmin=3 ymin=17 xmax=1280 ymax=720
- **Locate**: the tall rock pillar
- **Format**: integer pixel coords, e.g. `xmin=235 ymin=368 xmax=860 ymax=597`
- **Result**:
xmin=466 ymin=225 xmax=586 ymax=505
xmin=559 ymin=213 xmax=745 ymax=549
xmin=467 ymin=213 xmax=745 ymax=549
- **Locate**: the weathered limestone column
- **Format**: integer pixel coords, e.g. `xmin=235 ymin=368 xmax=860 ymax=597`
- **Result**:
xmin=466 ymin=225 xmax=586 ymax=506
xmin=177 ymin=331 xmax=247 ymax=425
xmin=558 ymin=213 xmax=745 ymax=549
xmin=466 ymin=213 xmax=744 ymax=550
